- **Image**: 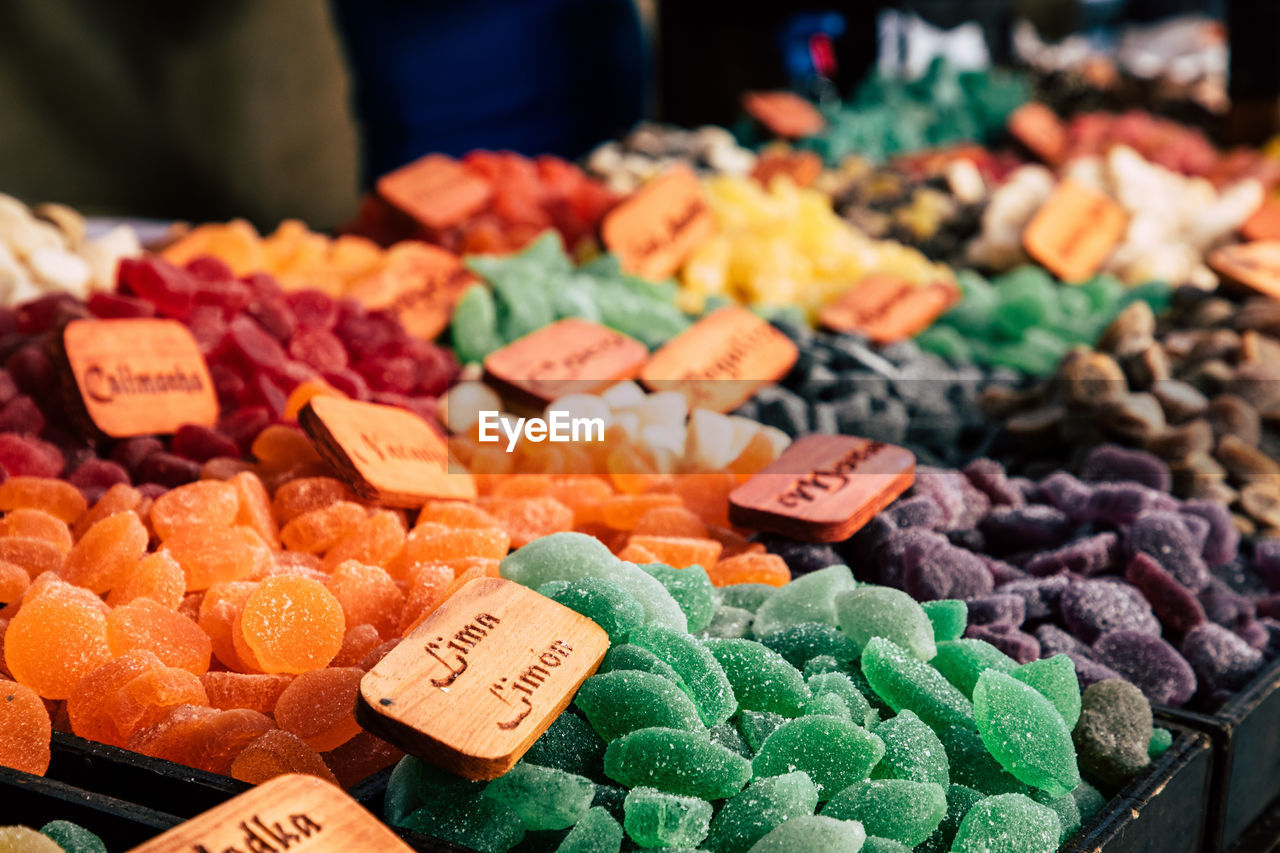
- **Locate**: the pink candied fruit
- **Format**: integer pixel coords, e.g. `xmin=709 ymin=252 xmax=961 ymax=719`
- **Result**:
xmin=119 ymin=256 xmax=194 ymax=320
xmin=0 ymin=434 xmax=63 ymax=477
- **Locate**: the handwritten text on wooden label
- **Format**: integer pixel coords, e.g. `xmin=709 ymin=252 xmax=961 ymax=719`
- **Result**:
xmin=348 ymin=243 xmax=477 ymax=340
xmin=483 ymin=318 xmax=649 ymax=405
xmin=640 ymin=306 xmax=799 ymax=413
xmin=743 ymin=91 xmax=826 ymax=138
xmin=126 ymin=773 xmax=412 ymax=853
xmin=729 ymin=434 xmax=916 ymax=542
xmin=63 ymin=319 xmax=217 ymax=438
xmin=376 ymin=154 xmax=492 ymax=230
xmin=819 ymin=275 xmax=960 ymax=343
xmin=1209 ymin=240 xmax=1280 ymax=299
xmin=358 ymin=577 xmax=609 ymax=779
xmin=1023 ymin=178 xmax=1127 ymax=283
xmin=601 ymin=166 xmax=715 ymax=281
xmin=299 ymin=396 xmax=475 ymax=506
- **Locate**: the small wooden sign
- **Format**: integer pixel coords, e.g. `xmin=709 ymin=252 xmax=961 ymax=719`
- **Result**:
xmin=1242 ymin=197 xmax=1280 ymax=242
xmin=601 ymin=166 xmax=716 ymax=281
xmin=348 ymin=243 xmax=476 ymax=340
xmin=1023 ymin=179 xmax=1127 ymax=282
xmin=640 ymin=306 xmax=799 ymax=413
xmin=127 ymin=773 xmax=413 ymax=853
xmin=1008 ymin=102 xmax=1068 ymax=166
xmin=1209 ymin=240 xmax=1280 ymax=299
xmin=483 ymin=319 xmax=649 ymax=406
xmin=743 ymin=91 xmax=826 ymax=138
xmin=376 ymin=154 xmax=492 ymax=231
xmin=358 ymin=577 xmax=609 ymax=780
xmin=751 ymin=149 xmax=824 ymax=188
xmin=729 ymin=434 xmax=916 ymax=542
xmin=298 ymin=396 xmax=476 ymax=506
xmin=62 ymin=319 xmax=218 ymax=438
xmin=819 ymin=275 xmax=959 ymax=344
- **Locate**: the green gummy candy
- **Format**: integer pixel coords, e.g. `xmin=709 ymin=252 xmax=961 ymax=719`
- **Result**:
xmin=605 ymin=727 xmax=752 ymax=800
xmin=702 ymin=607 xmax=755 ymax=639
xmin=1071 ymin=781 xmax=1107 ymax=822
xmin=539 ymin=577 xmax=645 ymax=643
xmin=40 ymin=821 xmax=106 ymax=853
xmin=939 ymin=726 xmax=1030 ymax=796
xmin=717 ymin=584 xmax=777 ymax=614
xmin=736 ymin=710 xmax=787 ymax=754
xmin=860 ymin=638 xmax=975 ymax=733
xmin=524 ymin=710 xmax=606 ymax=778
xmin=870 ymin=710 xmax=949 ymax=786
xmin=450 ymin=285 xmax=505 ymax=364
xmin=921 ymin=600 xmax=967 ymax=643
xmin=705 ymin=638 xmax=810 ymax=717
xmin=806 ymin=671 xmax=877 ymax=728
xmin=836 ymin=586 xmax=936 ymax=662
xmin=951 ymin=793 xmax=1061 ymax=853
xmin=631 ymin=624 xmax=737 ymax=726
xmin=931 ymin=639 xmax=1018 ymax=699
xmin=483 ymin=763 xmax=595 ymax=830
xmin=601 ymin=644 xmax=688 ymax=691
xmin=973 ymin=670 xmax=1081 ymax=798
xmin=593 ymin=785 xmax=628 ymax=822
xmin=384 ymin=756 xmax=426 ymax=825
xmin=860 ymin=838 xmax=912 ymax=853
xmin=745 ymin=815 xmax=867 ymax=853
xmin=414 ymin=758 xmax=485 ymax=804
xmin=624 ymin=787 xmax=713 ymax=849
xmin=751 ymin=566 xmax=856 ymax=640
xmin=806 ymin=691 xmax=852 ymax=721
xmin=916 ymin=784 xmax=984 ymax=853
xmin=820 ymin=779 xmax=947 ymax=846
xmin=1149 ymin=727 xmax=1173 ymax=758
xmin=704 ymin=771 xmax=820 ymax=853
xmin=760 ymin=622 xmax=859 ymax=670
xmin=803 ymin=655 xmax=843 ymax=678
xmin=1033 ymin=789 xmax=1082 ymax=844
xmin=752 ymin=716 xmax=885 ymax=800
xmin=710 ymin=721 xmax=754 ymax=759
xmin=557 ymin=806 xmax=623 ymax=853
xmin=502 ymin=533 xmax=619 ymax=588
xmin=1013 ymin=654 xmax=1081 ymax=728
xmin=577 ymin=670 xmax=704 ymax=742
xmin=640 ymin=564 xmax=716 ymax=634
xmin=402 ymin=794 xmax=525 ymax=853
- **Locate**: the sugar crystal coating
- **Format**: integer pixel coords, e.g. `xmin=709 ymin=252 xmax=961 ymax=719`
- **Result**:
xmin=236 ymin=576 xmax=344 ymax=674
xmin=951 ymin=793 xmax=1060 ymax=853
xmin=604 ymin=727 xmax=752 ymax=800
xmin=1011 ymin=654 xmax=1081 ymax=729
xmin=0 ymin=827 xmax=64 ymax=853
xmin=870 ymin=710 xmax=949 ymax=786
xmin=921 ymin=600 xmax=967 ymax=643
xmin=640 ymin=563 xmax=716 ymax=634
xmin=836 ymin=586 xmax=937 ymax=662
xmin=931 ymin=640 xmax=1018 ymax=699
xmin=1093 ymin=631 xmax=1196 ymax=706
xmin=704 ymin=771 xmax=819 ymax=853
xmin=1060 ymin=580 xmax=1161 ymax=643
xmin=39 ymin=821 xmax=107 ymax=853
xmin=820 ymin=779 xmax=947 ymax=846
xmin=973 ymin=670 xmax=1080 ymax=797
xmin=0 ymin=679 xmax=51 ymax=775
xmin=483 ymin=763 xmax=595 ymax=831
xmin=540 ymin=578 xmax=646 ymax=643
xmin=631 ymin=624 xmax=737 ymax=726
xmin=576 ymin=671 xmax=704 ymax=742
xmin=704 ymin=639 xmax=810 ymax=717
xmin=557 ymin=807 xmax=623 ymax=853
xmin=807 ymin=672 xmax=878 ymax=729
xmin=751 ymin=566 xmax=856 ymax=640
xmin=1072 ymin=679 xmax=1153 ymax=787
xmin=759 ymin=622 xmax=859 ymax=671
xmin=751 ymin=716 xmax=886 ymax=800
xmin=623 ymin=787 xmax=713 ymax=849
xmin=1181 ymin=622 xmax=1265 ymax=694
xmin=860 ymin=638 xmax=976 ymax=733
xmin=745 ymin=815 xmax=867 ymax=853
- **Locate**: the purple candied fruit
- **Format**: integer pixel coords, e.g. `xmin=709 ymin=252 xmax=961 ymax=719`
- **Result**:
xmin=978 ymin=504 xmax=1074 ymax=555
xmin=170 ymin=425 xmax=240 ymax=463
xmin=1238 ymin=620 xmax=1271 ymax=652
xmin=1124 ymin=512 xmax=1211 ymax=593
xmin=109 ymin=437 xmax=165 ymax=476
xmin=1036 ymin=624 xmax=1093 ymax=658
xmin=1060 ymin=579 xmax=1162 ymax=643
xmin=870 ymin=527 xmax=949 ymax=587
xmin=1093 ymin=630 xmax=1197 ymax=707
xmin=911 ymin=467 xmax=990 ymax=531
xmin=1181 ymin=623 xmax=1266 ymax=694
xmin=1082 ymin=444 xmax=1172 ymax=493
xmin=67 ymin=459 xmax=131 ymax=505
xmin=881 ymin=495 xmax=945 ymax=531
xmin=1065 ymin=650 xmax=1123 ymax=689
xmin=0 ymin=434 xmax=63 ymax=478
xmin=1255 ymin=540 xmax=1280 ymax=593
xmin=1198 ymin=578 xmax=1256 ymax=629
xmin=965 ymin=594 xmax=1026 ymax=629
xmin=1087 ymin=482 xmax=1168 ymax=526
xmin=1000 ymin=575 xmax=1072 ymax=621
xmin=901 ymin=537 xmax=994 ymax=601
xmin=134 ymin=451 xmax=202 ymax=489
xmin=1025 ymin=532 xmax=1118 ymax=577
xmin=965 ymin=624 xmax=1041 ymax=663
xmin=1032 ymin=471 xmax=1094 ymax=522
xmin=980 ymin=554 xmax=1027 ymax=585
xmin=1260 ymin=595 xmax=1280 ymax=621
xmin=0 ymin=395 xmax=46 ymax=435
xmin=5 ymin=345 xmax=56 ymax=400
xmin=1124 ymin=553 xmax=1207 ymax=636
xmin=1258 ymin=620 xmax=1280 ymax=660
xmin=1178 ymin=502 xmax=1238 ymax=569
xmin=219 ymin=407 xmax=272 ymax=454
xmin=356 ymin=356 xmax=417 ymax=395
xmin=963 ymin=458 xmax=1025 ymax=507
xmin=210 ymin=364 xmax=246 ymax=410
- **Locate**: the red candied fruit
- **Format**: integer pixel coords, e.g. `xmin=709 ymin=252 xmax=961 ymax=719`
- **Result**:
xmin=0 ymin=435 xmax=62 ymax=478
xmin=225 ymin=315 xmax=289 ymax=373
xmin=67 ymin=459 xmax=131 ymax=504
xmin=285 ymin=290 xmax=337 ymax=331
xmin=135 ymin=452 xmax=202 ymax=488
xmin=119 ymin=256 xmax=194 ymax=320
xmin=88 ymin=291 xmax=158 ymax=319
xmin=0 ymin=396 xmax=46 ymax=435
xmin=6 ymin=345 xmax=56 ymax=399
xmin=170 ymin=425 xmax=240 ymax=463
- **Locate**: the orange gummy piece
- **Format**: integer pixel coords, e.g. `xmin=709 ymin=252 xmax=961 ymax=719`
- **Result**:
xmin=105 ymin=666 xmax=209 ymax=740
xmin=617 ymin=542 xmax=659 ymax=564
xmin=198 ymin=582 xmax=260 ymax=672
xmin=255 ymin=550 xmax=328 ymax=583
xmin=0 ymin=537 xmax=65 ymax=580
xmin=727 ymin=431 xmax=777 ymax=476
xmin=189 ymin=708 xmax=276 ymax=775
xmin=19 ymin=574 xmax=107 ymax=613
xmin=68 ymin=650 xmax=166 ymax=746
xmin=107 ymin=551 xmax=186 ymax=609
xmin=398 ymin=563 xmax=453 ymax=636
xmin=150 ymin=481 xmax=240 ymax=542
xmin=664 ymin=474 xmax=736 ymax=527
xmin=61 ymin=512 xmax=149 ymax=593
xmin=5 ymin=593 xmax=113 ymax=699
xmin=200 ymin=671 xmax=294 ymax=713
xmin=322 ymin=510 xmax=406 ymax=571
xmin=326 ymin=561 xmax=404 ymax=638
xmin=707 ymin=524 xmax=765 ymax=559
xmin=283 ymin=378 xmax=345 ymax=422
xmin=625 ymin=535 xmax=722 ymax=569
xmin=414 ymin=500 xmax=498 ymax=531
xmin=0 ymin=560 xmax=30 ymax=605
xmin=600 ymin=494 xmax=684 ymax=530
xmin=273 ymin=666 xmax=364 ymax=751
xmin=477 ymin=496 xmax=573 ymax=548
xmin=72 ymin=484 xmax=142 ymax=540
xmin=0 ymin=477 xmax=87 ymax=524
xmin=546 ymin=478 xmax=616 ymax=525
xmin=231 ymin=472 xmax=281 ymax=549
xmin=237 ymin=577 xmax=345 ymax=674
xmin=0 ymin=679 xmax=51 ymax=775
xmin=202 ymin=457 xmax=255 ymax=480
xmin=270 ymin=477 xmax=356 ymax=526
xmin=323 ymin=730 xmax=404 ymax=788
xmin=633 ymin=506 xmax=709 ymax=538
xmin=107 ymin=598 xmax=213 ymax=675
xmin=706 ymin=552 xmax=791 ymax=587
xmin=230 ymin=728 xmax=338 ymax=785
xmin=127 ymin=703 xmax=219 ymax=765
xmin=279 ymin=502 xmax=368 ymax=554
xmin=164 ymin=525 xmax=271 ymax=590
xmin=331 ymin=624 xmax=383 ymax=668
xmin=401 ymin=525 xmax=509 ymax=566
xmin=358 ymin=639 xmax=399 ymax=671
xmin=250 ymin=425 xmax=325 ymax=477
xmin=0 ymin=509 xmax=72 ymax=554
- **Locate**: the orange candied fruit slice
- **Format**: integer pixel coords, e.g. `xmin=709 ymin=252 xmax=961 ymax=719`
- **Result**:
xmin=104 ymin=666 xmax=209 ymax=741
xmin=230 ymin=728 xmax=337 ymax=785
xmin=188 ymin=707 xmax=275 ymax=775
xmin=126 ymin=703 xmax=219 ymax=766
xmin=106 ymin=598 xmax=213 ymax=675
xmin=107 ymin=551 xmax=186 ymax=609
xmin=0 ymin=509 xmax=73 ymax=554
xmin=231 ymin=471 xmax=281 ymax=549
xmin=0 ymin=537 xmax=69 ymax=581
xmin=0 ymin=678 xmax=51 ymax=775
xmin=149 ymin=480 xmax=241 ymax=541
xmin=237 ymin=576 xmax=345 ymax=674
xmin=0 ymin=560 xmax=30 ymax=605
xmin=200 ymin=671 xmax=294 ymax=714
xmin=250 ymin=424 xmax=325 ymax=477
xmin=706 ymin=552 xmax=791 ymax=588
xmin=398 ymin=563 xmax=454 ymax=636
xmin=198 ymin=582 xmax=260 ymax=672
xmin=633 ymin=506 xmax=709 ymax=539
xmin=401 ymin=525 xmax=510 ymax=565
xmin=273 ymin=666 xmax=364 ymax=751
xmin=325 ymin=561 xmax=404 ymax=639
xmin=6 ymin=590 xmax=114 ymax=699
xmin=625 ymin=535 xmax=722 ymax=569
xmin=270 ymin=477 xmax=356 ymax=527
xmin=0 ymin=477 xmax=87 ymax=523
xmin=322 ymin=510 xmax=407 ymax=571
xmin=600 ymin=493 xmax=684 ymax=530
xmin=72 ymin=483 xmax=142 ymax=540
xmin=68 ymin=650 xmax=166 ymax=746
xmin=61 ymin=511 xmax=149 ymax=593
xmin=413 ymin=500 xmax=498 ymax=531
xmin=279 ymin=501 xmax=368 ymax=554
xmin=164 ymin=525 xmax=272 ymax=590
xmin=477 ymin=496 xmax=573 ymax=548
xmin=331 ymin=624 xmax=383 ymax=668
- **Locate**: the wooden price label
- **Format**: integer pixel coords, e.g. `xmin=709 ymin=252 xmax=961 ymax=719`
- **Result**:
xmin=358 ymin=577 xmax=609 ymax=780
xmin=601 ymin=165 xmax=716 ymax=280
xmin=376 ymin=154 xmax=492 ymax=231
xmin=348 ymin=243 xmax=476 ymax=340
xmin=298 ymin=396 xmax=476 ymax=506
xmin=126 ymin=773 xmax=412 ymax=853
xmin=640 ymin=306 xmax=799 ymax=413
xmin=1023 ymin=179 xmax=1127 ymax=282
xmin=729 ymin=434 xmax=915 ymax=542
xmin=483 ymin=318 xmax=649 ymax=406
xmin=742 ymin=91 xmax=826 ymax=138
xmin=1242 ymin=197 xmax=1280 ymax=242
xmin=751 ymin=149 xmax=823 ymax=188
xmin=1209 ymin=240 xmax=1280 ymax=299
xmin=819 ymin=275 xmax=960 ymax=344
xmin=62 ymin=319 xmax=218 ymax=438
xmin=1008 ymin=102 xmax=1068 ymax=166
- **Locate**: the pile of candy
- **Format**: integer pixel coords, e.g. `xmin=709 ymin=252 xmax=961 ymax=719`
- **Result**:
xmin=585 ymin=124 xmax=757 ymax=194
xmin=0 ymin=822 xmax=106 ymax=853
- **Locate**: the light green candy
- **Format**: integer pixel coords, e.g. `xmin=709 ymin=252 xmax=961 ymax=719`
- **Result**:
xmin=938 ymin=726 xmax=1031 ymax=796
xmin=921 ymin=600 xmax=967 ymax=642
xmin=702 ymin=606 xmax=755 ymax=639
xmin=605 ymin=728 xmax=752 ymax=800
xmin=1148 ymin=727 xmax=1174 ymax=759
xmin=1013 ymin=654 xmax=1081 ymax=728
xmin=1033 ymin=789 xmax=1082 ymax=844
xmin=973 ymin=671 xmax=1081 ymax=798
xmin=760 ymin=622 xmax=860 ymax=671
xmin=717 ymin=584 xmax=777 ymax=614
xmin=705 ymin=639 xmax=811 ymax=717
xmin=704 ymin=771 xmax=819 ymax=853
xmin=557 ymin=806 xmax=623 ymax=853
xmin=710 ymin=721 xmax=754 ymax=759
xmin=860 ymin=638 xmax=975 ymax=733
xmin=632 ymin=624 xmax=738 ymax=727
xmin=524 ymin=710 xmax=605 ymax=778
xmin=820 ymin=779 xmax=946 ymax=847
xmin=481 ymin=763 xmax=595 ymax=831
xmin=915 ymin=784 xmax=984 ymax=853
xmin=736 ymin=710 xmax=787 ymax=754
xmin=745 ymin=816 xmax=867 ymax=853
xmin=870 ymin=710 xmax=949 ymax=786
xmin=751 ymin=566 xmax=856 ymax=639
xmin=860 ymin=838 xmax=911 ymax=853
xmin=624 ymin=787 xmax=713 ymax=849
xmin=836 ymin=587 xmax=936 ymax=662
xmin=450 ymin=285 xmax=505 ymax=364
xmin=601 ymin=644 xmax=688 ymax=690
xmin=539 ymin=577 xmax=645 ymax=643
xmin=951 ymin=794 xmax=1061 ymax=853
xmin=641 ymin=563 xmax=716 ymax=634
xmin=576 ymin=670 xmax=705 ymax=742
xmin=752 ymin=716 xmax=885 ymax=800
xmin=931 ymin=639 xmax=1018 ymax=699
xmin=1071 ymin=781 xmax=1107 ymax=822
xmin=806 ymin=671 xmax=877 ymax=729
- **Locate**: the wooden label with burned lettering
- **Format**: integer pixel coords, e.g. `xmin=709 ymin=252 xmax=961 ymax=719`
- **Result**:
xmin=819 ymin=275 xmax=960 ymax=344
xmin=357 ymin=577 xmax=609 ymax=780
xmin=1209 ymin=240 xmax=1280 ymax=299
xmin=299 ymin=396 xmax=475 ymax=506
xmin=1023 ymin=178 xmax=1127 ymax=282
xmin=601 ymin=166 xmax=715 ymax=280
xmin=1242 ymin=198 xmax=1280 ymax=242
xmin=743 ymin=91 xmax=826 ymax=138
xmin=126 ymin=773 xmax=412 ymax=853
xmin=348 ymin=243 xmax=477 ymax=341
xmin=376 ymin=154 xmax=492 ymax=230
xmin=640 ymin=306 xmax=799 ymax=413
xmin=729 ymin=434 xmax=916 ymax=542
xmin=483 ymin=318 xmax=649 ymax=405
xmin=63 ymin=318 xmax=218 ymax=438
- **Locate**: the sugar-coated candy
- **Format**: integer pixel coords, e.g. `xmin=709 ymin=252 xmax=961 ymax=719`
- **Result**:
xmin=540 ymin=578 xmax=645 ymax=643
xmin=576 ymin=671 xmax=704 ymax=742
xmin=704 ymin=639 xmax=810 ymax=717
xmin=916 ymin=784 xmax=983 ymax=853
xmin=939 ymin=726 xmax=1031 ymax=797
xmin=703 ymin=607 xmax=755 ymax=639
xmin=1148 ymin=727 xmax=1174 ymax=759
xmin=0 ymin=679 xmax=50 ymax=775
xmin=807 ymin=672 xmax=878 ymax=729
xmin=623 ymin=787 xmax=713 ymax=849
xmin=901 ymin=538 xmax=993 ymax=602
xmin=229 ymin=729 xmax=337 ymax=785
xmin=931 ymin=639 xmax=1018 ymax=699
xmin=236 ymin=576 xmax=345 ymax=674
xmin=1011 ymin=654 xmax=1081 ymax=729
xmin=631 ymin=624 xmax=737 ymax=726
xmin=750 ymin=566 xmax=856 ymax=641
xmin=759 ymin=623 xmax=859 ymax=672
xmin=273 ymin=667 xmax=363 ymax=750
xmin=703 ymin=771 xmax=819 ymax=853
xmin=973 ymin=671 xmax=1080 ymax=797
xmin=1060 ymin=579 xmax=1161 ymax=643
xmin=1124 ymin=512 xmax=1210 ymax=593
xmin=921 ymin=600 xmax=967 ymax=643
xmin=860 ymin=638 xmax=976 ymax=733
xmin=744 ymin=815 xmax=867 ymax=853
xmin=106 ymin=598 xmax=213 ymax=675
xmin=751 ymin=716 xmax=885 ymax=800
xmin=0 ymin=827 xmax=65 ymax=853
xmin=951 ymin=794 xmax=1061 ymax=853
xmin=600 ymin=645 xmax=689 ymax=695
xmin=1122 ymin=553 xmax=1206 ymax=635
xmin=1072 ymin=679 xmax=1153 ymax=787
xmin=820 ymin=779 xmax=947 ymax=846
xmin=483 ymin=763 xmax=595 ymax=831
xmin=604 ymin=727 xmax=752 ymax=800
xmin=735 ymin=711 xmax=786 ymax=755
xmin=1025 ymin=532 xmax=1117 ymax=577
xmin=522 ymin=711 xmax=605 ymax=780
xmin=717 ymin=585 xmax=776 ymax=614
xmin=711 ymin=721 xmax=753 ymax=760
xmin=1093 ymin=631 xmax=1196 ymax=706
xmin=640 ymin=563 xmax=716 ymax=634
xmin=61 ymin=511 xmax=148 ymax=594
xmin=557 ymin=807 xmax=623 ymax=853
xmin=870 ymin=710 xmax=949 ymax=786
xmin=5 ymin=589 xmax=112 ymax=699
xmin=835 ymin=586 xmax=936 ymax=662
xmin=1180 ymin=622 xmax=1265 ymax=694
xmin=39 ymin=821 xmax=107 ymax=853
xmin=402 ymin=793 xmax=525 ymax=853
xmin=861 ymin=837 xmax=911 ymax=853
